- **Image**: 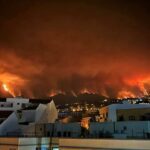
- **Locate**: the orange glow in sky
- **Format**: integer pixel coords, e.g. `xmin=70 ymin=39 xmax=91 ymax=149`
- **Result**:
xmin=0 ymin=1 xmax=149 ymax=99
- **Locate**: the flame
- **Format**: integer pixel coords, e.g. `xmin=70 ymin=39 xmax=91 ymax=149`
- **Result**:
xmin=81 ymin=117 xmax=91 ymax=130
xmin=117 ymin=90 xmax=136 ymax=99
xmin=0 ymin=72 xmax=26 ymax=97
xmin=123 ymin=76 xmax=150 ymax=97
xmin=138 ymin=82 xmax=148 ymax=96
xmin=3 ymin=84 xmax=9 ymax=92
xmin=80 ymin=88 xmax=96 ymax=94
xmin=2 ymin=83 xmax=16 ymax=97
xmin=100 ymin=89 xmax=109 ymax=98
xmin=49 ymin=89 xmax=65 ymax=97
xmin=71 ymin=90 xmax=77 ymax=97
xmin=80 ymin=88 xmax=89 ymax=94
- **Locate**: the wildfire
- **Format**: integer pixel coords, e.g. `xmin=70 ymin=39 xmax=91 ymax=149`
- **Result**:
xmin=117 ymin=90 xmax=136 ymax=99
xmin=71 ymin=90 xmax=77 ymax=97
xmin=100 ymin=89 xmax=109 ymax=98
xmin=0 ymin=72 xmax=25 ymax=97
xmin=49 ymin=89 xmax=66 ymax=97
xmin=123 ymin=76 xmax=150 ymax=97
xmin=80 ymin=88 xmax=95 ymax=94
xmin=138 ymin=82 xmax=148 ymax=96
xmin=2 ymin=83 xmax=16 ymax=97
xmin=3 ymin=84 xmax=9 ymax=92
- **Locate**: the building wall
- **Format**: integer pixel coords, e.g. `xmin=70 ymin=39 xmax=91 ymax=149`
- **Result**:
xmin=0 ymin=137 xmax=59 ymax=150
xmin=115 ymin=121 xmax=150 ymax=138
xmin=99 ymin=106 xmax=108 ymax=122
xmin=0 ymin=112 xmax=21 ymax=136
xmin=99 ymin=105 xmax=119 ymax=122
xmin=89 ymin=122 xmax=150 ymax=138
xmin=18 ymin=110 xmax=35 ymax=123
xmin=99 ymin=104 xmax=150 ymax=122
xmin=1 ymin=137 xmax=150 ymax=150
xmin=46 ymin=122 xmax=81 ymax=138
xmin=90 ymin=122 xmax=114 ymax=138
xmin=0 ymin=138 xmax=18 ymax=150
xmin=42 ymin=121 xmax=150 ymax=139
xmin=117 ymin=108 xmax=150 ymax=121
xmin=59 ymin=138 xmax=150 ymax=150
xmin=9 ymin=98 xmax=29 ymax=110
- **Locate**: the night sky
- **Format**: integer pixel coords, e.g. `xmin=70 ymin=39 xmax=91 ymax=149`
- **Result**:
xmin=0 ymin=0 xmax=150 ymax=98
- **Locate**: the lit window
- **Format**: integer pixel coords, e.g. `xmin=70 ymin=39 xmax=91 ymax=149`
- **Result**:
xmin=52 ymin=148 xmax=59 ymax=150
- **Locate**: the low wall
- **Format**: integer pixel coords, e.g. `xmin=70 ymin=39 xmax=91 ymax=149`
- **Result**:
xmin=1 ymin=138 xmax=150 ymax=150
xmin=59 ymin=138 xmax=150 ymax=150
xmin=0 ymin=137 xmax=59 ymax=150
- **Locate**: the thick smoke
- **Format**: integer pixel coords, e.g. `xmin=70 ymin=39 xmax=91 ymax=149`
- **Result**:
xmin=0 ymin=0 xmax=149 ymax=98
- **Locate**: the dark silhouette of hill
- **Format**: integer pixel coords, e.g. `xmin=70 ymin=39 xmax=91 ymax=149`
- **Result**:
xmin=52 ymin=93 xmax=106 ymax=105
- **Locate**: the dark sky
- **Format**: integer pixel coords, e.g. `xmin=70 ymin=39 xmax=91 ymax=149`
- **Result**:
xmin=0 ymin=0 xmax=150 ymax=98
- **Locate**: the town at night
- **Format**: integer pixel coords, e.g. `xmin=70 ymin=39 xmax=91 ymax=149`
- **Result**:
xmin=0 ymin=0 xmax=150 ymax=149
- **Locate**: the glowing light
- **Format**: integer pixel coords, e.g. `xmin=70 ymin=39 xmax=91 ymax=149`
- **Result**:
xmin=3 ymin=84 xmax=9 ymax=92
xmin=100 ymin=89 xmax=109 ymax=98
xmin=117 ymin=90 xmax=136 ymax=99
xmin=80 ymin=88 xmax=89 ymax=94
xmin=71 ymin=90 xmax=77 ymax=97
xmin=49 ymin=89 xmax=65 ymax=97
xmin=123 ymin=76 xmax=150 ymax=97
xmin=2 ymin=83 xmax=15 ymax=97
xmin=80 ymin=88 xmax=96 ymax=94
xmin=81 ymin=117 xmax=91 ymax=130
xmin=138 ymin=82 xmax=148 ymax=96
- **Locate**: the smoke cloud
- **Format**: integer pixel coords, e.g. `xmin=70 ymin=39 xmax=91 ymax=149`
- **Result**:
xmin=0 ymin=0 xmax=149 ymax=98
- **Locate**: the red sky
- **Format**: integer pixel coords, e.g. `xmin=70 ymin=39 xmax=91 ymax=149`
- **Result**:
xmin=0 ymin=0 xmax=150 ymax=98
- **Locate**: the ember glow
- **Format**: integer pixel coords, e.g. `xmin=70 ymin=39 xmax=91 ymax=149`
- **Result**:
xmin=118 ymin=90 xmax=136 ymax=99
xmin=3 ymin=84 xmax=9 ymax=92
xmin=0 ymin=1 xmax=149 ymax=99
xmin=2 ymin=83 xmax=15 ymax=97
xmin=49 ymin=90 xmax=66 ymax=97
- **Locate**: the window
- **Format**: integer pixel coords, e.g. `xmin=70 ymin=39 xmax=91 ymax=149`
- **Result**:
xmin=41 ymin=148 xmax=49 ymax=150
xmin=68 ymin=131 xmax=71 ymax=137
xmin=63 ymin=131 xmax=67 ymax=137
xmin=52 ymin=148 xmax=59 ymax=150
xmin=17 ymin=103 xmax=20 ymax=105
xmin=123 ymin=126 xmax=127 ymax=130
xmin=140 ymin=115 xmax=146 ymax=121
xmin=106 ymin=112 xmax=108 ymax=117
xmin=129 ymin=115 xmax=135 ymax=120
xmin=118 ymin=115 xmax=124 ymax=121
xmin=22 ymin=103 xmax=26 ymax=108
xmin=57 ymin=131 xmax=61 ymax=137
xmin=47 ymin=131 xmax=50 ymax=136
xmin=36 ymin=147 xmax=49 ymax=150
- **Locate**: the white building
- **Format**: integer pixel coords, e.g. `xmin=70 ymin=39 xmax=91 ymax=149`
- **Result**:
xmin=46 ymin=122 xmax=81 ymax=138
xmin=0 ymin=100 xmax=58 ymax=136
xmin=90 ymin=121 xmax=150 ymax=139
xmin=0 ymin=97 xmax=29 ymax=111
xmin=0 ymin=97 xmax=30 ymax=124
xmin=99 ymin=103 xmax=150 ymax=122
